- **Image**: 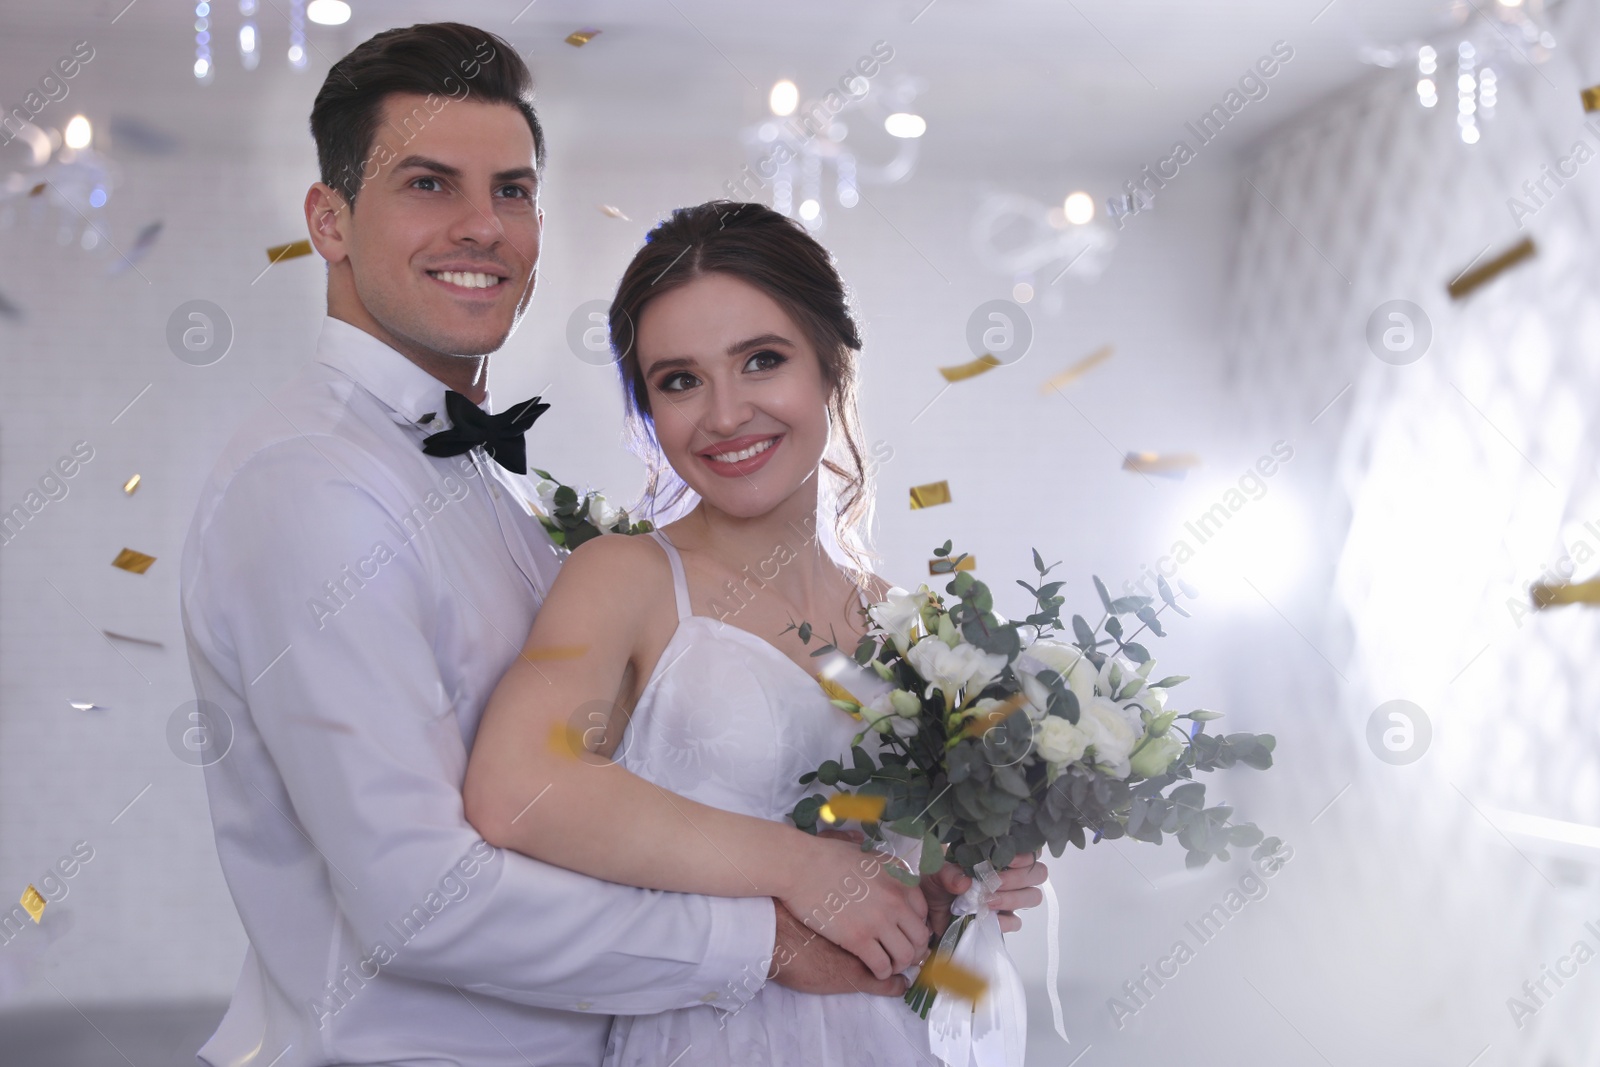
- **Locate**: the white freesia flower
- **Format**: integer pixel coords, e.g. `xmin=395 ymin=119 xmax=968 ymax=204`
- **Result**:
xmin=888 ymin=689 xmax=921 ymax=717
xmin=1034 ymin=716 xmax=1088 ymax=766
xmin=869 ymin=586 xmax=932 ymax=654
xmin=906 ymin=636 xmax=1008 ymax=709
xmin=586 ymin=493 xmax=621 ymax=530
xmin=864 ymin=691 xmax=920 ymax=738
xmin=1099 ymin=653 xmax=1145 ymax=700
xmin=1077 ymin=695 xmax=1140 ymax=778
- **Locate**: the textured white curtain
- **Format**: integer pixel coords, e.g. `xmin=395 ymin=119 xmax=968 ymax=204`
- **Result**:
xmin=1224 ymin=1 xmax=1600 ymax=1061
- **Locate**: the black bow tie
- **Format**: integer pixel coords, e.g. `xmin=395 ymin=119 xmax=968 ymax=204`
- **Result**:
xmin=419 ymin=390 xmax=549 ymax=475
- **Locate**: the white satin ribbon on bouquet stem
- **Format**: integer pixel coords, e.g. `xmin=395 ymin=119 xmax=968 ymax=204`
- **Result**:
xmin=921 ymin=861 xmax=1071 ymax=1067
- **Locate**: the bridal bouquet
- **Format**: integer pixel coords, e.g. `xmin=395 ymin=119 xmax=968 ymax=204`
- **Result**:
xmin=785 ymin=544 xmax=1279 ymax=1056
xmin=527 ymin=469 xmax=652 ymax=550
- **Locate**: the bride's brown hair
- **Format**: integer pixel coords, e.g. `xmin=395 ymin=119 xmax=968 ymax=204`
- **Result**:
xmin=609 ymin=200 xmax=874 ymax=578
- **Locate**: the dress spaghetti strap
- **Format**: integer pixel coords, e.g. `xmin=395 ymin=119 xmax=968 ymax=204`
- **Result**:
xmin=647 ymin=530 xmax=693 ymax=621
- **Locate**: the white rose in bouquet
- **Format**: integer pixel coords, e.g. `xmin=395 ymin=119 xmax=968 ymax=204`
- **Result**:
xmin=1076 ymin=695 xmax=1141 ymax=778
xmin=1033 ymin=715 xmax=1088 ymax=766
xmin=1020 ymin=638 xmax=1097 ymax=707
xmin=870 ymin=586 xmax=933 ymax=654
xmin=906 ymin=636 xmax=1008 ymax=710
xmin=1127 ymin=733 xmax=1185 ymax=778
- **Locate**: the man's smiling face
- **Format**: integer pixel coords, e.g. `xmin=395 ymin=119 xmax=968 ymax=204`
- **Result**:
xmin=330 ymin=92 xmax=543 ymax=360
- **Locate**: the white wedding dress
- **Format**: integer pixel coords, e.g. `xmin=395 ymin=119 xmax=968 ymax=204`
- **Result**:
xmin=602 ymin=531 xmax=937 ymax=1067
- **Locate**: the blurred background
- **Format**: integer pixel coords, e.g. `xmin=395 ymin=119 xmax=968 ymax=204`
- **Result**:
xmin=2 ymin=0 xmax=1598 ymax=1064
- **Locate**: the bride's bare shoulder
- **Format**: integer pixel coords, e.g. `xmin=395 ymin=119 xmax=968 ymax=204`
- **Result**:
xmin=549 ymin=533 xmax=672 ymax=603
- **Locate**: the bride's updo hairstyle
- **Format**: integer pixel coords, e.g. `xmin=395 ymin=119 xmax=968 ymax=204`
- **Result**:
xmin=609 ymin=200 xmax=873 ymax=575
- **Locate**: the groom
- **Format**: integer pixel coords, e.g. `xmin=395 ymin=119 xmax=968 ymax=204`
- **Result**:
xmin=181 ymin=21 xmax=1046 ymax=1067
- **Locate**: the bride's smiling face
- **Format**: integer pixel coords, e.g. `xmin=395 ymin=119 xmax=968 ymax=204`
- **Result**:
xmin=636 ymin=271 xmax=832 ymax=519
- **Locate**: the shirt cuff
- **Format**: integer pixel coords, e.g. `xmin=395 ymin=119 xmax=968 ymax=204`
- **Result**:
xmin=696 ymin=895 xmax=776 ymax=1011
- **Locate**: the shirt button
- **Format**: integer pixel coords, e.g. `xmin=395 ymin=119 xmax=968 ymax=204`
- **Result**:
xmin=700 ymin=992 xmax=719 ymax=1003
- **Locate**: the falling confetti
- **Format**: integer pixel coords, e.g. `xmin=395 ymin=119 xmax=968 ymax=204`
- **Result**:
xmin=1122 ymin=452 xmax=1200 ymax=478
xmin=107 ymin=221 xmax=163 ymax=276
xmin=565 ymin=27 xmax=602 ymax=46
xmin=599 ymin=204 xmax=630 ymax=220
xmin=523 ymin=645 xmax=587 ymax=661
xmin=123 ymin=474 xmax=141 ymax=495
xmin=821 ymin=793 xmax=887 ymax=822
xmin=938 ymin=354 xmax=1002 ymax=383
xmin=1583 ymin=85 xmax=1600 ymax=112
xmin=910 ymin=481 xmax=952 ymax=509
xmin=929 ymin=555 xmax=976 ymax=575
xmin=265 ymin=239 xmax=314 ymax=264
xmin=818 ymin=676 xmax=861 ymax=708
xmin=961 ymin=692 xmax=1028 ymax=738
xmin=68 ymin=702 xmax=104 ymax=711
xmin=1448 ymin=237 xmax=1536 ymax=300
xmin=1040 ymin=344 xmax=1113 ymax=394
xmin=917 ymin=953 xmax=988 ymax=1002
xmin=28 ymin=183 xmax=46 ymax=197
xmin=548 ymin=721 xmax=587 ymax=760
xmin=111 ymin=547 xmax=157 ymax=574
xmin=0 ymin=288 xmax=20 ymax=322
xmin=19 ymin=885 xmax=45 ymax=924
xmin=103 ymin=630 xmax=163 ymax=647
xmin=1532 ymin=577 xmax=1600 ymax=608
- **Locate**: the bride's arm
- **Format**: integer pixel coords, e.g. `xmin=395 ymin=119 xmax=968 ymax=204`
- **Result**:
xmin=463 ymin=534 xmax=928 ymax=979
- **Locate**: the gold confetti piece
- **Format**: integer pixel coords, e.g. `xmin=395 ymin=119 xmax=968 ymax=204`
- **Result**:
xmin=523 ymin=645 xmax=587 ymax=662
xmin=565 ymin=27 xmax=601 ymax=46
xmin=1040 ymin=344 xmax=1113 ymax=394
xmin=910 ymin=481 xmax=952 ymax=509
xmin=824 ymin=793 xmax=887 ymax=822
xmin=929 ymin=555 xmax=976 ymax=575
xmin=548 ymin=721 xmax=587 ymax=760
xmin=1583 ymin=85 xmax=1600 ymax=112
xmin=28 ymin=182 xmax=46 ymax=197
xmin=1122 ymin=452 xmax=1201 ymax=477
xmin=1532 ymin=578 xmax=1600 ymax=608
xmin=123 ymin=473 xmax=141 ymax=494
xmin=265 ymin=239 xmax=313 ymax=264
xmin=103 ymin=629 xmax=164 ymax=647
xmin=917 ymin=953 xmax=988 ymax=1002
xmin=111 ymin=547 xmax=156 ymax=574
xmin=20 ymin=885 xmax=45 ymax=924
xmin=961 ymin=691 xmax=1028 ymax=738
xmin=818 ymin=802 xmax=837 ymax=823
xmin=938 ymin=353 xmax=1002 ymax=383
xmin=599 ymin=204 xmax=630 ymax=220
xmin=68 ymin=702 xmax=104 ymax=711
xmin=1448 ymin=236 xmax=1536 ymax=300
xmin=818 ymin=676 xmax=861 ymax=708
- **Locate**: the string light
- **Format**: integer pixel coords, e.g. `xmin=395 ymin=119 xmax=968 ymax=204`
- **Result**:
xmin=239 ymin=0 xmax=259 ymax=71
xmin=194 ymin=1 xmax=213 ymax=81
xmin=288 ymin=0 xmax=308 ymax=69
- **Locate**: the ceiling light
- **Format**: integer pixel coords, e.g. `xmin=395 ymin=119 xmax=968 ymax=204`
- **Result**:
xmin=1063 ymin=191 xmax=1094 ymax=225
xmin=63 ymin=115 xmax=92 ymax=150
xmin=884 ymin=112 xmax=926 ymax=138
xmin=769 ymin=80 xmax=798 ymax=117
xmin=307 ymin=0 xmax=351 ymax=25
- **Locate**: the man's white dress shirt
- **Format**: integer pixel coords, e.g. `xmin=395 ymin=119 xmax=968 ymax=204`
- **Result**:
xmin=180 ymin=316 xmax=775 ymax=1067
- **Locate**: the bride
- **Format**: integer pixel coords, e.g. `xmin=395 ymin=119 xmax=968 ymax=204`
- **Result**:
xmin=463 ymin=201 xmax=1045 ymax=1065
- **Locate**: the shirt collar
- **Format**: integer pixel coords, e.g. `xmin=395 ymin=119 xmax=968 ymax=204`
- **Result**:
xmin=312 ymin=316 xmax=495 ymax=429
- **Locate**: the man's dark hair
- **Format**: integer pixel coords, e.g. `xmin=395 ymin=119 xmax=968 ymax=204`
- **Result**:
xmin=309 ymin=22 xmax=545 ymax=208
